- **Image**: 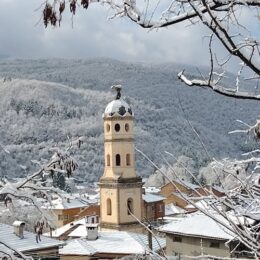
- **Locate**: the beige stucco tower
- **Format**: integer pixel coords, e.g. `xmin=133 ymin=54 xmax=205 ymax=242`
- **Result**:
xmin=99 ymin=86 xmax=143 ymax=231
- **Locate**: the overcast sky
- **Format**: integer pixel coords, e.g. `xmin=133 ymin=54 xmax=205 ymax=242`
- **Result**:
xmin=0 ymin=0 xmax=258 ymax=68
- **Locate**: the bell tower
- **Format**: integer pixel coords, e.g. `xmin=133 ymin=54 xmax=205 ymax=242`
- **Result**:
xmin=99 ymin=85 xmax=143 ymax=231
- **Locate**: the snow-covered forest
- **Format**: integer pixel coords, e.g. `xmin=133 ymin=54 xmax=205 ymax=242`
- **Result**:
xmin=0 ymin=58 xmax=259 ymax=183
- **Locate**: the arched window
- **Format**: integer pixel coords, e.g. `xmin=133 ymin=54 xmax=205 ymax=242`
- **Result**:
xmin=125 ymin=123 xmax=129 ymax=132
xmin=106 ymin=154 xmax=111 ymax=166
xmin=126 ymin=154 xmax=131 ymax=166
xmin=115 ymin=123 xmax=120 ymax=132
xmin=107 ymin=198 xmax=112 ymax=215
xmin=116 ymin=154 xmax=121 ymax=166
xmin=127 ymin=198 xmax=133 ymax=215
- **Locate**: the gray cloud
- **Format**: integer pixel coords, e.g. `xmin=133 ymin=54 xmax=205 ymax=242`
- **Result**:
xmin=0 ymin=0 xmax=255 ymax=70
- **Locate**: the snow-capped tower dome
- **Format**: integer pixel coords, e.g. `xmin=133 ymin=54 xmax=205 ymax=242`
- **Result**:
xmin=103 ymin=85 xmax=133 ymax=118
xmin=100 ymin=85 xmax=143 ymax=232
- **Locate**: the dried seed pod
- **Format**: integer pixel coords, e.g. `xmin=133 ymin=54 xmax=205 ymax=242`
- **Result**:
xmin=43 ymin=3 xmax=53 ymax=28
xmin=81 ymin=0 xmax=89 ymax=9
xmin=70 ymin=0 xmax=77 ymax=15
xmin=51 ymin=12 xmax=57 ymax=26
xmin=59 ymin=1 xmax=65 ymax=14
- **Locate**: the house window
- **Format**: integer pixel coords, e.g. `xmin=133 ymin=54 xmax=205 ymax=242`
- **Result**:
xmin=125 ymin=123 xmax=129 ymax=132
xmin=126 ymin=154 xmax=131 ymax=166
xmin=127 ymin=198 xmax=133 ymax=215
xmin=107 ymin=154 xmax=111 ymax=166
xmin=173 ymin=236 xmax=182 ymax=242
xmin=107 ymin=198 xmax=112 ymax=215
xmin=210 ymin=241 xmax=220 ymax=248
xmin=116 ymin=154 xmax=121 ymax=166
xmin=159 ymin=204 xmax=164 ymax=212
xmin=58 ymin=215 xmax=63 ymax=221
xmin=115 ymin=123 xmax=120 ymax=132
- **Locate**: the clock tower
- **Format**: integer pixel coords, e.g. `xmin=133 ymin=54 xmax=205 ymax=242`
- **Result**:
xmin=99 ymin=86 xmax=143 ymax=231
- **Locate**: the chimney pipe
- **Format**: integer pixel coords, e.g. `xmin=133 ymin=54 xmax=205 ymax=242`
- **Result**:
xmin=13 ymin=221 xmax=25 ymax=239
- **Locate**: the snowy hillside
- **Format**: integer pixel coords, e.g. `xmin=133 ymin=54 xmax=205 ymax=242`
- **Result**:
xmin=0 ymin=58 xmax=259 ymax=182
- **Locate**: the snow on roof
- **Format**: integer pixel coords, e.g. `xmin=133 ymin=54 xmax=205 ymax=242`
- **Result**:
xmin=48 ymin=198 xmax=89 ymax=210
xmin=165 ymin=203 xmax=186 ymax=216
xmin=43 ymin=218 xmax=86 ymax=238
xmin=142 ymin=193 xmax=165 ymax=203
xmin=145 ymin=187 xmax=161 ymax=194
xmin=59 ymin=231 xmax=165 ymax=256
xmin=103 ymin=99 xmax=132 ymax=118
xmin=158 ymin=213 xmax=235 ymax=240
xmin=172 ymin=191 xmax=190 ymax=200
xmin=68 ymin=224 xmax=87 ymax=237
xmin=179 ymin=180 xmax=199 ymax=190
xmin=0 ymin=223 xmax=64 ymax=252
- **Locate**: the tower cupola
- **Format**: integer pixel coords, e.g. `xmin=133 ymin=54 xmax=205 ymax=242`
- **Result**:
xmin=103 ymin=85 xmax=133 ymax=118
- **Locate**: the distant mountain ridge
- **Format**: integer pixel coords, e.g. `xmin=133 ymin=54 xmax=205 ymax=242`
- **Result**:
xmin=0 ymin=58 xmax=259 ymax=182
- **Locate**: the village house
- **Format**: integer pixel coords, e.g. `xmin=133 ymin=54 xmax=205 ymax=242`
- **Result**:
xmin=142 ymin=192 xmax=165 ymax=222
xmin=160 ymin=180 xmax=199 ymax=207
xmin=160 ymin=180 xmax=225 ymax=213
xmin=48 ymin=197 xmax=100 ymax=227
xmin=0 ymin=222 xmax=64 ymax=259
xmin=158 ymin=213 xmax=238 ymax=259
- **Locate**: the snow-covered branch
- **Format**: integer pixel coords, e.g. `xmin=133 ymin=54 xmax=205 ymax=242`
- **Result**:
xmin=178 ymin=70 xmax=260 ymax=101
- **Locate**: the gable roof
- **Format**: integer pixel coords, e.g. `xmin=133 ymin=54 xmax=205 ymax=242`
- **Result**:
xmin=59 ymin=231 xmax=165 ymax=256
xmin=43 ymin=218 xmax=86 ymax=238
xmin=0 ymin=223 xmax=64 ymax=253
xmin=142 ymin=193 xmax=165 ymax=203
xmin=161 ymin=180 xmax=199 ymax=191
xmin=158 ymin=213 xmax=235 ymax=241
xmin=49 ymin=198 xmax=89 ymax=210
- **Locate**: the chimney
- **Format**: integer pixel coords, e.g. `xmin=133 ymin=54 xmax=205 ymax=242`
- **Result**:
xmin=86 ymin=223 xmax=98 ymax=240
xmin=13 ymin=221 xmax=25 ymax=239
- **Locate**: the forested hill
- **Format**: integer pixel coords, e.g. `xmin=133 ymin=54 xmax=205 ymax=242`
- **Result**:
xmin=0 ymin=58 xmax=259 ymax=182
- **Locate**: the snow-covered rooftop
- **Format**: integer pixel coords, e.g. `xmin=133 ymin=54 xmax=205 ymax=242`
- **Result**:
xmin=43 ymin=218 xmax=86 ymax=238
xmin=0 ymin=223 xmax=64 ymax=253
xmin=103 ymin=99 xmax=132 ymax=118
xmin=59 ymin=231 xmax=165 ymax=256
xmin=47 ymin=197 xmax=89 ymax=210
xmin=142 ymin=193 xmax=165 ymax=203
xmin=165 ymin=203 xmax=186 ymax=216
xmin=179 ymin=179 xmax=199 ymax=190
xmin=158 ymin=213 xmax=235 ymax=240
xmin=145 ymin=187 xmax=161 ymax=194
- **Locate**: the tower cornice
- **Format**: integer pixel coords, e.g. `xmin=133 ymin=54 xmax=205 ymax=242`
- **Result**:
xmin=104 ymin=138 xmax=134 ymax=143
xmin=103 ymin=116 xmax=133 ymax=121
